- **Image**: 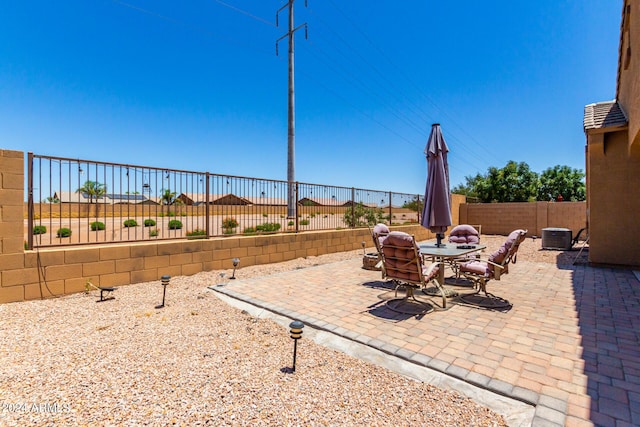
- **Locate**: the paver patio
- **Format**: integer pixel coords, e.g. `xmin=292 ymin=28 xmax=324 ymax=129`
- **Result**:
xmin=212 ymin=254 xmax=640 ymax=426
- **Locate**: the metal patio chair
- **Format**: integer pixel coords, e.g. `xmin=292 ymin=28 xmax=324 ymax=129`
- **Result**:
xmin=379 ymin=231 xmax=442 ymax=314
xmin=457 ymin=229 xmax=527 ymax=309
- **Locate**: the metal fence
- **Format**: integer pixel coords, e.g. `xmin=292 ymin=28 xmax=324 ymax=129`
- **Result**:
xmin=27 ymin=153 xmax=423 ymax=248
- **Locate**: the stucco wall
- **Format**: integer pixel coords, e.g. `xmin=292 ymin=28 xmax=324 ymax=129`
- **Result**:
xmin=618 ymin=0 xmax=640 ymax=148
xmin=586 ymin=130 xmax=640 ymax=267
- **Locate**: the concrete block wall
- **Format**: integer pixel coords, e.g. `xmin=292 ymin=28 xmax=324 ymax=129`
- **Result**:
xmin=2 ymin=225 xmax=431 ymax=304
xmin=460 ymin=201 xmax=586 ymax=237
xmin=0 ymin=148 xmax=435 ymax=304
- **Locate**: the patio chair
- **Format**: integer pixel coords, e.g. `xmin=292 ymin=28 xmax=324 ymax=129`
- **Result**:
xmin=379 ymin=231 xmax=443 ymax=314
xmin=370 ymin=223 xmax=390 ymax=275
xmin=447 ymin=224 xmax=482 ymax=280
xmin=457 ymin=229 xmax=527 ymax=308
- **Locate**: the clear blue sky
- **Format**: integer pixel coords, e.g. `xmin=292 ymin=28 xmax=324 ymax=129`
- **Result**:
xmin=0 ymin=0 xmax=622 ymax=195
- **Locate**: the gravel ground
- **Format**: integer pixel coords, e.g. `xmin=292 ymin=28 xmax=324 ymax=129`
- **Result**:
xmin=0 ymin=235 xmax=579 ymax=426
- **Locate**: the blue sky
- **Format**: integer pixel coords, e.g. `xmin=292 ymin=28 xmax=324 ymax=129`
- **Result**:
xmin=0 ymin=0 xmax=622 ymax=195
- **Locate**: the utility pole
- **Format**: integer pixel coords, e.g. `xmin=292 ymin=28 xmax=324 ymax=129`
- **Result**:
xmin=277 ymin=0 xmax=308 ymax=219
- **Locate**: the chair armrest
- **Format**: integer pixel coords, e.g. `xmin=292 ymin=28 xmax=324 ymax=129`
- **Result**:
xmin=455 ymin=258 xmax=505 ymax=279
xmin=423 ymin=261 xmax=439 ymax=276
xmin=487 ymin=261 xmax=505 ymax=279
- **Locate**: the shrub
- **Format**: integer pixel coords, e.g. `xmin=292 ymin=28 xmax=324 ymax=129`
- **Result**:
xmin=309 ymin=213 xmax=316 ymax=218
xmin=56 ymin=228 xmax=72 ymax=238
xmin=262 ymin=213 xmax=268 ymax=218
xmin=299 ymin=219 xmax=310 ymax=226
xmin=144 ymin=219 xmax=156 ymax=227
xmin=243 ymin=227 xmax=257 ymax=235
xmin=149 ymin=228 xmax=159 ymax=237
xmin=287 ymin=220 xmax=295 ymax=226
xmin=186 ymin=229 xmax=206 ymax=237
xmin=222 ymin=217 xmax=239 ymax=229
xmin=90 ymin=221 xmax=106 ymax=231
xmin=343 ymin=203 xmax=385 ymax=227
xmin=123 ymin=219 xmax=138 ymax=227
xmin=168 ymin=219 xmax=183 ymax=230
xmin=33 ymin=225 xmax=47 ymax=235
xmin=256 ymin=222 xmax=281 ymax=233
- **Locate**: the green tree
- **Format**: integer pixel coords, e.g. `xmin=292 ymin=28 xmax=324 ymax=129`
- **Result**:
xmin=160 ymin=189 xmax=177 ymax=205
xmin=452 ymin=173 xmax=484 ymax=199
xmin=76 ymin=181 xmax=107 ymax=203
xmin=463 ymin=161 xmax=538 ymax=203
xmin=402 ymin=195 xmax=423 ymax=213
xmin=537 ymin=165 xmax=585 ymax=201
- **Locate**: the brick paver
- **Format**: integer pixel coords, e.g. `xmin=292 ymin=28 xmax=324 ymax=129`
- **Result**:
xmin=213 ymin=257 xmax=640 ymax=426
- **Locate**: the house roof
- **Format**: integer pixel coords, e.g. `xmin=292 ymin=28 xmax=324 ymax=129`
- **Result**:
xmin=53 ymin=191 xmax=155 ymax=204
xmin=177 ymin=193 xmax=260 ymax=205
xmin=106 ymin=193 xmax=146 ymax=202
xmin=583 ymin=100 xmax=628 ymax=132
xmin=243 ymin=196 xmax=287 ymax=206
xmin=298 ymin=197 xmax=349 ymax=206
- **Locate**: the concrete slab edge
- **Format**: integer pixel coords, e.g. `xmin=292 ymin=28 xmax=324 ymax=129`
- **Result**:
xmin=208 ymin=285 xmax=535 ymax=427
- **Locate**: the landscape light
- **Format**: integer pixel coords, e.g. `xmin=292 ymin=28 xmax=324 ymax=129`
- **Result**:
xmin=231 ymin=258 xmax=240 ymax=280
xmin=289 ymin=320 xmax=305 ymax=372
xmin=156 ymin=275 xmax=170 ymax=308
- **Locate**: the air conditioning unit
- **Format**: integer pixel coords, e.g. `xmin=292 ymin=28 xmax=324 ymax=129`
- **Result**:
xmin=542 ymin=228 xmax=573 ymax=250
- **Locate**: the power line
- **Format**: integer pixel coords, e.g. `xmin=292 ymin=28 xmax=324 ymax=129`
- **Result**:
xmin=324 ymin=0 xmax=504 ymax=168
xmin=210 ymin=0 xmax=275 ymax=27
xmin=301 ymin=20 xmax=489 ymax=175
xmin=109 ymin=0 xmax=272 ymax=56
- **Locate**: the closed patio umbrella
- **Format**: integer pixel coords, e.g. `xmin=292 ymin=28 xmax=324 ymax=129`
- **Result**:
xmin=421 ymin=123 xmax=452 ymax=247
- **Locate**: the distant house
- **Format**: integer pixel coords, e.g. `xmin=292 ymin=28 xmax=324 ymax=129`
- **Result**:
xmin=298 ymin=197 xmax=348 ymax=206
xmin=297 ymin=197 xmax=382 ymax=207
xmin=582 ymin=0 xmax=640 ymax=268
xmin=341 ymin=201 xmax=381 ymax=208
xmin=177 ymin=193 xmax=251 ymax=206
xmin=53 ymin=191 xmax=158 ymax=205
xmin=54 ymin=191 xmax=108 ymax=204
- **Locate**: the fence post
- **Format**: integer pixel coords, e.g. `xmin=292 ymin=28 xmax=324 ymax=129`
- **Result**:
xmin=388 ymin=191 xmax=392 ymax=225
xmin=350 ymin=187 xmax=355 ymax=228
xmin=27 ymin=152 xmax=34 ymax=250
xmin=205 ymin=172 xmax=210 ymax=237
xmin=295 ymin=181 xmax=299 ymax=232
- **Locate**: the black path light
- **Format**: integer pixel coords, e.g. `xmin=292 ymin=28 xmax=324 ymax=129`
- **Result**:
xmin=156 ymin=275 xmax=170 ymax=309
xmin=230 ymin=258 xmax=240 ymax=279
xmin=289 ymin=320 xmax=305 ymax=372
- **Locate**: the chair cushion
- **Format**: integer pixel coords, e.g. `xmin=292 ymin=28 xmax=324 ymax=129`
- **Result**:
xmin=448 ymin=224 xmax=480 ymax=244
xmin=373 ymin=223 xmax=390 ymax=235
xmin=384 ymin=231 xmax=414 ymax=247
xmin=460 ymin=260 xmax=489 ymax=277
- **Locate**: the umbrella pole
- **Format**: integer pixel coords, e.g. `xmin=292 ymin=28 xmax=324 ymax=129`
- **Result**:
xmin=436 ymin=233 xmax=444 ymax=247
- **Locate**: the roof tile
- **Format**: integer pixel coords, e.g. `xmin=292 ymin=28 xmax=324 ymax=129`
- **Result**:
xmin=583 ymin=100 xmax=628 ymax=131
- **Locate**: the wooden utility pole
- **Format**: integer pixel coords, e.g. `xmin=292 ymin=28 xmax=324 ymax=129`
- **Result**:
xmin=277 ymin=0 xmax=307 ymax=219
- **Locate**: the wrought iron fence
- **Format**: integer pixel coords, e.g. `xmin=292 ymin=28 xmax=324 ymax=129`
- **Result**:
xmin=27 ymin=153 xmax=423 ymax=248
